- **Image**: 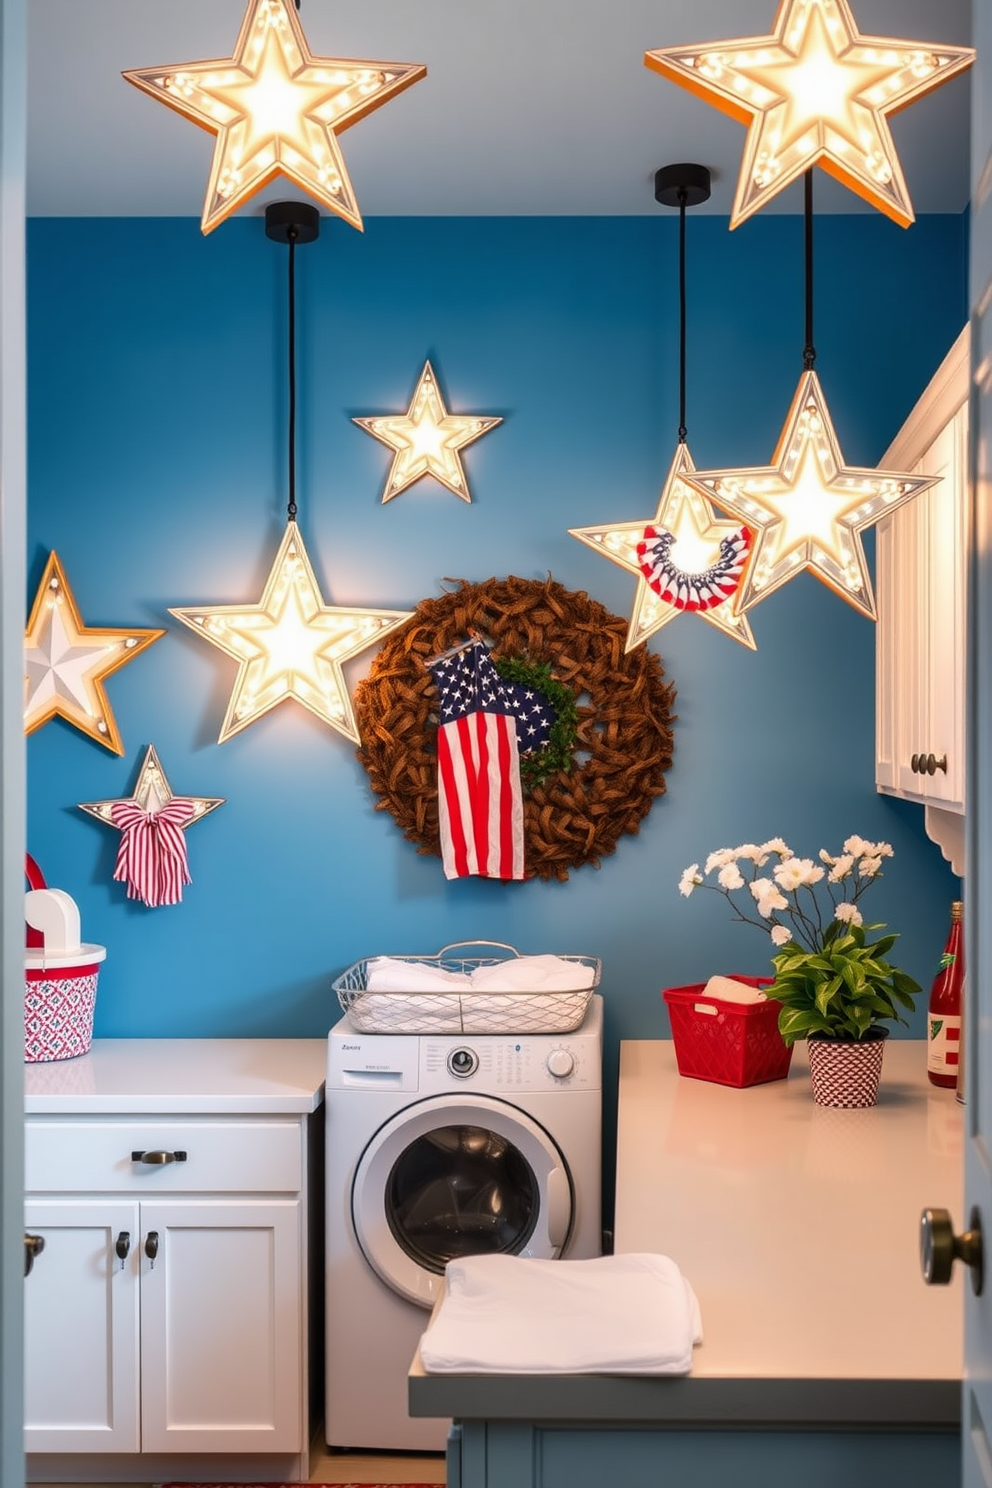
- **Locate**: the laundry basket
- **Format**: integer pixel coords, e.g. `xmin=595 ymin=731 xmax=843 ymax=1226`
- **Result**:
xmin=333 ymin=941 xmax=601 ymax=1035
xmin=663 ymin=976 xmax=792 ymax=1088
xmin=24 ymin=855 xmax=106 ymax=1063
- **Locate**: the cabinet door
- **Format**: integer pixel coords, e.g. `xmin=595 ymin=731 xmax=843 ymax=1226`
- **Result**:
xmin=876 ymin=398 xmax=967 ymax=811
xmin=138 ymin=1198 xmax=303 ymax=1453
xmin=23 ymin=1199 xmax=140 ymax=1454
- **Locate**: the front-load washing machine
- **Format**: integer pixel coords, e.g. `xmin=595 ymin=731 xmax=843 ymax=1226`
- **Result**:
xmin=325 ymin=994 xmax=603 ymax=1451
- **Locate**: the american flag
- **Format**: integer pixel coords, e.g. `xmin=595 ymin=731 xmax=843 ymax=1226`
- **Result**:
xmin=427 ymin=642 xmax=554 ymax=881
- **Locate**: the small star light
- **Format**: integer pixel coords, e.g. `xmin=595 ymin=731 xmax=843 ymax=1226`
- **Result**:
xmin=122 ymin=0 xmax=426 ymax=234
xmin=645 ymin=0 xmax=974 ymax=228
xmin=353 ymin=360 xmax=503 ymax=503
xmin=570 ymin=442 xmax=757 ymax=652
xmin=684 ymin=370 xmax=938 ymax=619
xmin=78 ymin=743 xmax=225 ymax=831
xmin=170 ymin=522 xmax=413 ymax=743
xmin=24 ymin=551 xmax=165 ymax=755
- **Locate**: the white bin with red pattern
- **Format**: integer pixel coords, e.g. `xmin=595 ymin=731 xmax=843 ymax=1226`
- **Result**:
xmin=24 ymin=855 xmax=106 ymax=1063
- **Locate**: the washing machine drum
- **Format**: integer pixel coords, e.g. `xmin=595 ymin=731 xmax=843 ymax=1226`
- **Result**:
xmin=352 ymin=1094 xmax=575 ymax=1308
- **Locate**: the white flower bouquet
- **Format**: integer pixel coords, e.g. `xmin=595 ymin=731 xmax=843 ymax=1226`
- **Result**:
xmin=678 ymin=836 xmax=922 ymax=1045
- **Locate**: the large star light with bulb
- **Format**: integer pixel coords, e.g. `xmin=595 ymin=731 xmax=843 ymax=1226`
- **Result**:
xmin=123 ymin=0 xmax=426 ymax=234
xmin=24 ymin=551 xmax=165 ymax=754
xmin=683 ymin=371 xmax=938 ymax=619
xmin=569 ymin=443 xmax=757 ymax=652
xmin=645 ymin=0 xmax=974 ymax=228
xmin=170 ymin=522 xmax=413 ymax=742
xmin=354 ymin=361 xmax=503 ymax=503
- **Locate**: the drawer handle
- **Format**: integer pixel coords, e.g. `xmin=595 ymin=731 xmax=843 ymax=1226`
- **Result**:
xmin=24 ymin=1233 xmax=45 ymax=1278
xmin=131 ymin=1149 xmax=187 ymax=1165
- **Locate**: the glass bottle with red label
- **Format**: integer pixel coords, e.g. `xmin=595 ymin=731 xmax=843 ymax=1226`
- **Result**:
xmin=927 ymin=900 xmax=964 ymax=1089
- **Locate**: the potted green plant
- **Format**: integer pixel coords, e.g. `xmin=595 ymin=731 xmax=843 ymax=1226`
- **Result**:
xmin=678 ymin=836 xmax=922 ymax=1106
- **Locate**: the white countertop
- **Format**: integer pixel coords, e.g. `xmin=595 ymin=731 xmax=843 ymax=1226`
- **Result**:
xmin=24 ymin=1038 xmax=327 ymax=1113
xmin=410 ymin=1037 xmax=963 ymax=1428
xmin=614 ymin=1039 xmax=963 ymax=1386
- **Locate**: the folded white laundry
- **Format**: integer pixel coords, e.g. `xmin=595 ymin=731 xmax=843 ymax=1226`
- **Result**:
xmin=701 ymin=974 xmax=767 ymax=1005
xmin=364 ymin=957 xmax=472 ymax=993
xmin=469 ymin=955 xmax=596 ymax=992
xmin=419 ymin=1252 xmax=703 ymax=1376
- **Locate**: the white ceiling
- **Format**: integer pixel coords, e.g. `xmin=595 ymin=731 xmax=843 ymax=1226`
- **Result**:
xmin=27 ymin=0 xmax=974 ymax=221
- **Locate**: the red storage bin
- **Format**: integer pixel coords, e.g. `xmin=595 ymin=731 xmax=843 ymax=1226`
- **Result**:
xmin=663 ymin=976 xmax=793 ymax=1088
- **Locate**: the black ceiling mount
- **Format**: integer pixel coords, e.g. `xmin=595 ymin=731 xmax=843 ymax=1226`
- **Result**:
xmin=654 ymin=163 xmax=711 ymax=209
xmin=264 ymin=200 xmax=321 ymax=244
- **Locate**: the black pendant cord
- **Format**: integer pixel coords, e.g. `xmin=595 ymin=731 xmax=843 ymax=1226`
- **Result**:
xmin=286 ymin=226 xmax=298 ymax=525
xmin=677 ymin=186 xmax=688 ymax=444
xmin=803 ymin=169 xmax=816 ymax=372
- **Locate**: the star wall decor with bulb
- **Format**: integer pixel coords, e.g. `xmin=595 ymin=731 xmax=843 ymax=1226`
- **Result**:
xmin=682 ymin=369 xmax=939 ymax=619
xmin=570 ymin=442 xmax=757 ymax=652
xmin=122 ymin=0 xmax=426 ymax=233
xmin=24 ymin=551 xmax=165 ymax=755
xmin=353 ymin=360 xmax=503 ymax=503
xmin=78 ymin=744 xmax=224 ymax=909
xmin=170 ymin=521 xmax=414 ymax=743
xmin=645 ymin=0 xmax=974 ymax=229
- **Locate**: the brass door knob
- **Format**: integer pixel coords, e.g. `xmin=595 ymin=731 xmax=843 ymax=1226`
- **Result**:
xmin=24 ymin=1233 xmax=45 ymax=1278
xmin=920 ymin=1206 xmax=984 ymax=1294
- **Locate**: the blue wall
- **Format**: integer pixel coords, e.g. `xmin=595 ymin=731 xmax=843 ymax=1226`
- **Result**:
xmin=26 ymin=213 xmax=964 ymax=1077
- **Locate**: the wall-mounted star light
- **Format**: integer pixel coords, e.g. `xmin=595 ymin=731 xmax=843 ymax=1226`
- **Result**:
xmin=353 ymin=360 xmax=502 ymax=504
xmin=78 ymin=744 xmax=224 ymax=908
xmin=570 ymin=165 xmax=756 ymax=653
xmin=123 ymin=0 xmax=426 ymax=234
xmin=682 ymin=174 xmax=938 ymax=619
xmin=24 ymin=551 xmax=165 ymax=754
xmin=645 ymin=0 xmax=974 ymax=229
xmin=170 ymin=203 xmax=413 ymax=742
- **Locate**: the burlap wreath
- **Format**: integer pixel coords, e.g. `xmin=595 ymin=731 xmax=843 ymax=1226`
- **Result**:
xmin=354 ymin=576 xmax=677 ymax=882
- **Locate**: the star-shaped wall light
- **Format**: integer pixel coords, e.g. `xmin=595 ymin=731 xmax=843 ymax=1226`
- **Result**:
xmin=354 ymin=360 xmax=503 ymax=503
xmin=570 ymin=442 xmax=757 ymax=652
xmin=78 ymin=743 xmax=225 ymax=831
xmin=645 ymin=0 xmax=974 ymax=228
xmin=24 ymin=551 xmax=165 ymax=755
xmin=683 ymin=371 xmax=938 ymax=619
xmin=123 ymin=0 xmax=426 ymax=233
xmin=170 ymin=522 xmax=413 ymax=743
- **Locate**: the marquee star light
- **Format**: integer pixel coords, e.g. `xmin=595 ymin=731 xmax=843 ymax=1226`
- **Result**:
xmin=170 ymin=522 xmax=413 ymax=743
xmin=78 ymin=743 xmax=225 ymax=832
xmin=24 ymin=551 xmax=165 ymax=755
xmin=570 ymin=442 xmax=757 ymax=652
xmin=644 ymin=0 xmax=974 ymax=228
xmin=684 ymin=371 xmax=938 ymax=619
xmin=354 ymin=360 xmax=503 ymax=503
xmin=123 ymin=0 xmax=426 ymax=234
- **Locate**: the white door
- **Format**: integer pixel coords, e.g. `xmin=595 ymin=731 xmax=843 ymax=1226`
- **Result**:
xmin=23 ymin=1199 xmax=140 ymax=1453
xmin=351 ymin=1094 xmax=573 ymax=1307
xmin=138 ymin=1198 xmax=303 ymax=1454
xmin=963 ymin=3 xmax=992 ymax=1478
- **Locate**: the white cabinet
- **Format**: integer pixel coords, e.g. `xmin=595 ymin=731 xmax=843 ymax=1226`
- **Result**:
xmin=876 ymin=324 xmax=969 ymax=874
xmin=23 ymin=1039 xmax=326 ymax=1485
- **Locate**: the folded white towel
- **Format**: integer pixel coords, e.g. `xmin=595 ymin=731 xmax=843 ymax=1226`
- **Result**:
xmin=469 ymin=955 xmax=596 ymax=993
xmin=419 ymin=1253 xmax=702 ymax=1376
xmin=364 ymin=957 xmax=472 ymax=993
xmin=701 ymin=975 xmax=767 ymax=1005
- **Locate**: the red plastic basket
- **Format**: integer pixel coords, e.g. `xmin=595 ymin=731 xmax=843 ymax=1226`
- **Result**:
xmin=663 ymin=976 xmax=793 ymax=1088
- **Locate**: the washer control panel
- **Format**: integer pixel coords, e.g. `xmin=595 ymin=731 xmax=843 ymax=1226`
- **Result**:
xmin=422 ymin=1031 xmax=597 ymax=1091
xmin=446 ymin=1047 xmax=479 ymax=1079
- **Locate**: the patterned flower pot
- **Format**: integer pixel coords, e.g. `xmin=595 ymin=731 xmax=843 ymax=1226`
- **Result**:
xmin=807 ymin=1029 xmax=889 ymax=1108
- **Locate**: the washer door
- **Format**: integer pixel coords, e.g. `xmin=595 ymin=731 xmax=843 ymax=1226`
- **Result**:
xmin=352 ymin=1094 xmax=574 ymax=1308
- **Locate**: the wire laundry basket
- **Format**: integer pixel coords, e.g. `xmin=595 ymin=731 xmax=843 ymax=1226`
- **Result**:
xmin=333 ymin=941 xmax=601 ymax=1035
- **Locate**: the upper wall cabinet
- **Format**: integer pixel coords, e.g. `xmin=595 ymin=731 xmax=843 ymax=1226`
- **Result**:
xmin=876 ymin=324 xmax=969 ymax=877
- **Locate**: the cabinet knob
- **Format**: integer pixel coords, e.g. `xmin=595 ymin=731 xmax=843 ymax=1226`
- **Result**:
xmin=24 ymin=1233 xmax=45 ymax=1278
xmin=925 ymin=753 xmax=948 ymax=776
xmin=144 ymin=1231 xmax=159 ymax=1262
xmin=911 ymin=753 xmax=920 ymax=773
xmin=115 ymin=1230 xmax=131 ymax=1262
xmin=131 ymin=1149 xmax=187 ymax=1165
xmin=920 ymin=1206 xmax=983 ymax=1294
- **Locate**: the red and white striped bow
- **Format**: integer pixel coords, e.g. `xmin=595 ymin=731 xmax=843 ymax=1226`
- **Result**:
xmin=109 ymin=799 xmax=196 ymax=908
